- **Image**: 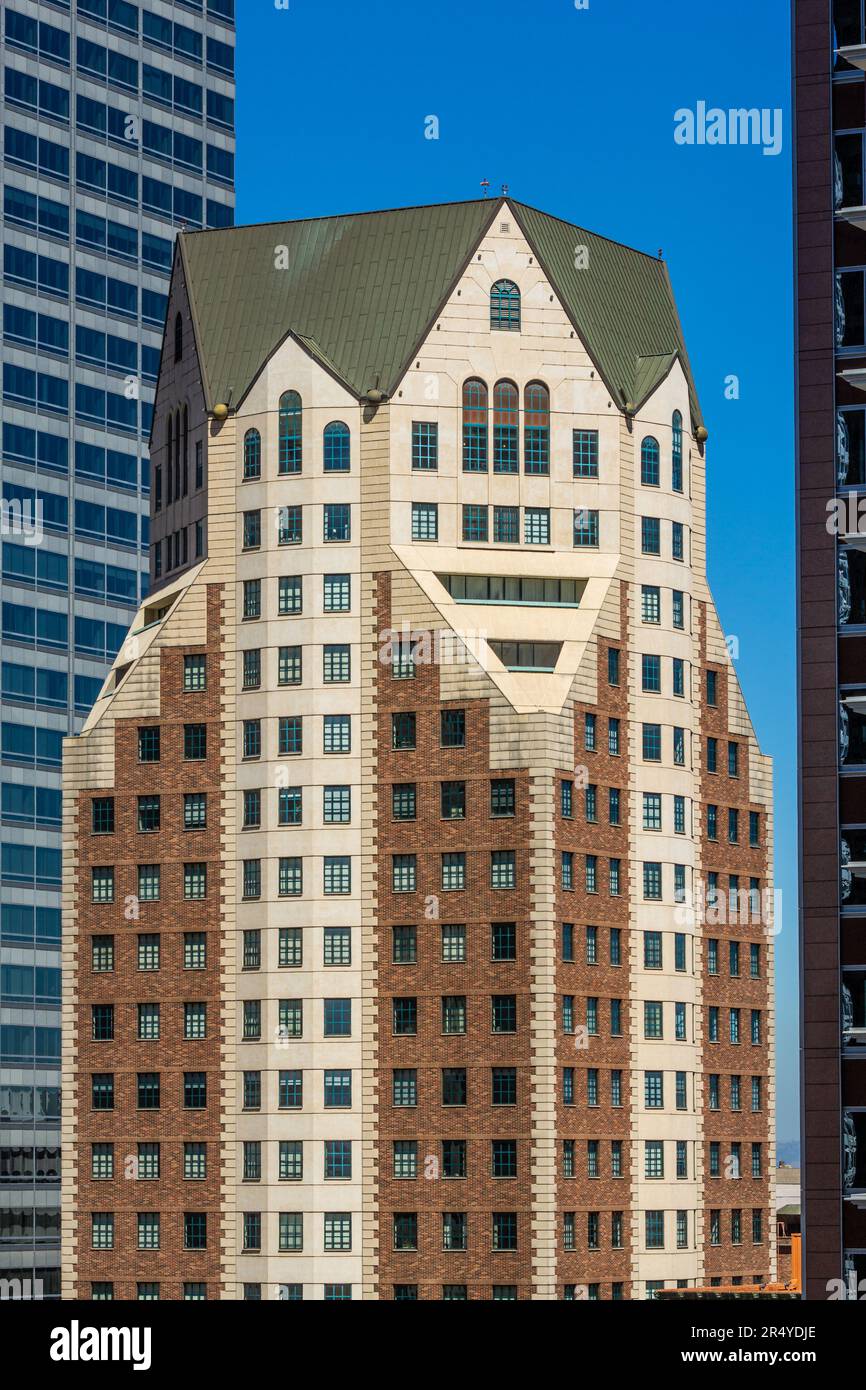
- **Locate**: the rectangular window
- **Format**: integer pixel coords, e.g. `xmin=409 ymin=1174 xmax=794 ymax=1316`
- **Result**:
xmin=493 ymin=505 xmax=519 ymax=543
xmin=412 ymin=421 xmax=438 ymax=470
xmin=573 ymin=429 xmax=599 ymax=477
xmin=641 ymin=516 xmax=660 ymax=555
xmin=573 ymin=508 xmax=599 ymax=547
xmin=322 ymin=572 xmax=351 ymax=614
xmin=411 ymin=502 xmax=438 ymax=540
xmin=462 ymin=504 xmax=488 ymax=542
xmin=524 ymin=507 xmax=550 ymax=545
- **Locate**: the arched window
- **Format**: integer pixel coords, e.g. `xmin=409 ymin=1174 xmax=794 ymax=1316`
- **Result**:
xmin=165 ymin=414 xmax=173 ymax=501
xmin=324 ymin=421 xmax=351 ymax=473
xmin=278 ymin=391 xmax=302 ymax=474
xmin=174 ymin=408 xmax=182 ymax=498
xmin=524 ymin=382 xmax=550 ymax=475
xmin=672 ymin=411 xmax=684 ymax=492
xmin=493 ymin=380 xmax=519 ymax=474
xmin=491 ymin=280 xmax=521 ymax=331
xmin=462 ymin=379 xmax=488 ymax=472
xmin=174 ymin=312 xmax=183 ymax=363
xmin=182 ymin=404 xmax=189 ymax=495
xmin=641 ymin=436 xmax=660 ymax=487
xmin=244 ymin=428 xmax=261 ymax=480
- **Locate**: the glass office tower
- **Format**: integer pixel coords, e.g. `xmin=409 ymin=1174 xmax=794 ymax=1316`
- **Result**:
xmin=0 ymin=0 xmax=235 ymax=1298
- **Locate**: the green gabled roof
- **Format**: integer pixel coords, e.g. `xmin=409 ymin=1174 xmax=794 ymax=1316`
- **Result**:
xmin=179 ymin=196 xmax=703 ymax=428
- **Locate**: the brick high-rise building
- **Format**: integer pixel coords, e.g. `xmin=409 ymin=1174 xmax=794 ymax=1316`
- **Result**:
xmin=0 ymin=0 xmax=235 ymax=1299
xmin=62 ymin=196 xmax=775 ymax=1301
xmin=796 ymin=0 xmax=866 ymax=1300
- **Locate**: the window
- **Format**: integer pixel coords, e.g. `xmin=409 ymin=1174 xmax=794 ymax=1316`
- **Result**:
xmin=92 ymin=797 xmax=114 ymax=835
xmin=242 ymin=510 xmax=261 ymax=550
xmin=411 ymin=501 xmax=438 ymax=541
xmin=641 ymin=516 xmax=660 ymax=555
xmin=673 ymin=589 xmax=684 ymax=628
xmin=673 ymin=657 xmax=685 ymax=697
xmin=138 ymin=726 xmax=160 ymax=762
xmin=491 ymin=279 xmax=520 ymax=331
xmin=608 ymin=648 xmax=620 ymax=686
xmin=641 ymin=436 xmax=660 ymax=487
xmin=524 ymin=507 xmax=550 ymax=545
xmin=524 ymin=382 xmax=549 ymax=474
xmin=491 ymin=850 xmax=515 ymax=889
xmin=243 ymin=579 xmax=261 ymax=620
xmin=642 ymin=654 xmax=661 ymax=692
xmin=324 ymin=645 xmax=350 ymax=683
xmin=573 ymin=429 xmax=599 ymax=477
xmin=411 ymin=420 xmax=438 ymax=470
xmin=92 ymin=867 xmax=114 ymax=904
xmin=243 ymin=428 xmax=261 ymax=480
xmin=462 ymin=504 xmax=488 ymax=542
xmin=393 ymin=1069 xmax=417 ymax=1107
xmin=324 ymin=856 xmax=351 ymax=895
xmin=574 ymin=508 xmax=599 ymax=547
xmin=462 ymin=378 xmax=488 ymax=471
xmin=279 ymin=391 xmax=302 ymax=473
xmin=393 ymin=1213 xmax=417 ymax=1251
xmin=672 ymin=411 xmax=684 ymax=491
xmin=324 ymin=503 xmax=350 ymax=543
xmin=184 ymin=724 xmax=206 ymax=760
xmin=642 ymin=585 xmax=661 ymax=623
xmin=392 ymin=712 xmax=416 ymax=750
xmin=672 ymin=521 xmax=684 ymax=561
xmin=493 ymin=380 xmax=519 ymax=472
xmin=324 ymin=573 xmax=351 ymax=613
xmin=441 ymin=709 xmax=466 ymax=748
xmin=643 ymin=793 xmax=662 ymax=832
xmin=492 ymin=994 xmax=517 ymax=1034
xmin=645 ymin=1211 xmax=665 ymax=1251
xmin=323 ymin=420 xmax=350 ymax=472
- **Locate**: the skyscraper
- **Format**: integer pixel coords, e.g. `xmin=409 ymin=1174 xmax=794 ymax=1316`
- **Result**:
xmin=796 ymin=0 xmax=866 ymax=1301
xmin=0 ymin=0 xmax=235 ymax=1299
xmin=62 ymin=196 xmax=774 ymax=1300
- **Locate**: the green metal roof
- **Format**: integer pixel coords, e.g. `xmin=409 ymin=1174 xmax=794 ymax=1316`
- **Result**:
xmin=179 ymin=196 xmax=703 ymax=427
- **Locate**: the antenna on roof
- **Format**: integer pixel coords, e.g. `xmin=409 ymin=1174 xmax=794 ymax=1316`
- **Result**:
xmin=658 ymin=248 xmax=663 ymax=259
xmin=480 ymin=179 xmax=490 ymax=199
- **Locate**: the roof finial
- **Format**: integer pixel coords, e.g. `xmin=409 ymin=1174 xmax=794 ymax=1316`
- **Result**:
xmin=501 ymin=183 xmax=509 ymax=197
xmin=480 ymin=179 xmax=490 ymax=199
xmin=658 ymin=248 xmax=663 ymax=259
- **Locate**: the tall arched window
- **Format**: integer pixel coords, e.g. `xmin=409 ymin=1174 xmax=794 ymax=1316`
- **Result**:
xmin=491 ymin=280 xmax=521 ymax=331
xmin=524 ymin=382 xmax=550 ymax=475
xmin=182 ymin=404 xmax=189 ymax=495
xmin=279 ymin=391 xmax=302 ymax=474
xmin=174 ymin=312 xmax=183 ymax=362
xmin=166 ymin=414 xmax=173 ymax=503
xmin=174 ymin=408 xmax=182 ymax=499
xmin=324 ymin=421 xmax=350 ymax=473
xmin=672 ymin=411 xmax=684 ymax=492
xmin=244 ymin=428 xmax=261 ymax=480
xmin=493 ymin=380 xmax=519 ymax=474
xmin=462 ymin=379 xmax=488 ymax=472
xmin=641 ymin=436 xmax=660 ymax=487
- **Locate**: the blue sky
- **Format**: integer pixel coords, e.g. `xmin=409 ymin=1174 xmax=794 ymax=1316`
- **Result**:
xmin=236 ymin=0 xmax=797 ymax=1144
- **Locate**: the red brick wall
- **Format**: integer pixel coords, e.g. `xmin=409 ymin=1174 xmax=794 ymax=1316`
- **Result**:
xmin=374 ymin=575 xmax=534 ymax=1298
xmin=556 ymin=581 xmax=633 ymax=1297
xmin=72 ymin=586 xmax=226 ymax=1299
xmin=698 ymin=604 xmax=772 ymax=1283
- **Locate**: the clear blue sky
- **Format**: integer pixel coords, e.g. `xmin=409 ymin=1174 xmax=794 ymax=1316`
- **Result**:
xmin=236 ymin=0 xmax=797 ymax=1146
